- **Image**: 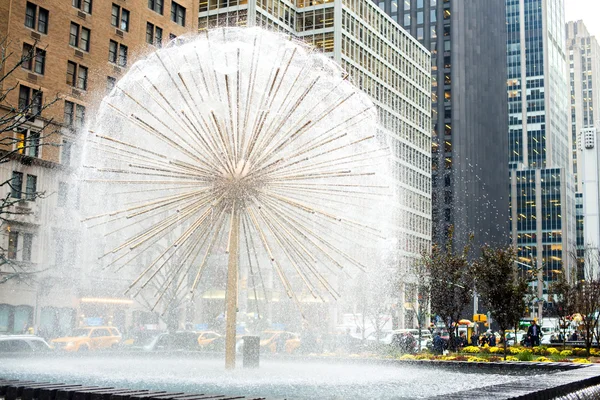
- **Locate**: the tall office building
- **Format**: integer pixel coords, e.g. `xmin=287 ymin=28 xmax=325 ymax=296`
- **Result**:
xmin=198 ymin=0 xmax=432 ymax=328
xmin=0 ymin=0 xmax=197 ymax=334
xmin=566 ymin=21 xmax=600 ymax=279
xmin=374 ymin=0 xmax=509 ymax=250
xmin=506 ymin=0 xmax=576 ymax=292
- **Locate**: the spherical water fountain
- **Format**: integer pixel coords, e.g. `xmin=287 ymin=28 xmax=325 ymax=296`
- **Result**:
xmin=81 ymin=27 xmax=392 ymax=369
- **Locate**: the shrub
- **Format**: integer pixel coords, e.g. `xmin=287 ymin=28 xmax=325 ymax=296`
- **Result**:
xmin=573 ymin=358 xmax=591 ymax=364
xmin=546 ymin=348 xmax=559 ymax=355
xmin=517 ymin=350 xmax=534 ymax=361
xmin=556 ymin=358 xmax=571 ymax=363
xmin=415 ymin=354 xmax=433 ymax=360
xmin=453 ymin=355 xmax=468 ymax=361
xmin=535 ymin=356 xmax=551 ymax=362
xmin=506 ymin=356 xmax=519 ymax=362
xmin=591 ymin=349 xmax=600 ymax=356
xmin=489 ymin=356 xmax=501 ymax=362
xmin=488 ymin=346 xmax=502 ymax=354
xmin=462 ymin=346 xmax=480 ymax=354
xmin=560 ymin=350 xmax=573 ymax=357
xmin=573 ymin=348 xmax=588 ymax=357
xmin=467 ymin=356 xmax=488 ymax=363
xmin=532 ymin=346 xmax=543 ymax=355
xmin=399 ymin=354 xmax=416 ymax=360
xmin=508 ymin=347 xmax=522 ymax=355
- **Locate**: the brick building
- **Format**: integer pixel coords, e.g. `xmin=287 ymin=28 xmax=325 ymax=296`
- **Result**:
xmin=0 ymin=0 xmax=197 ymax=335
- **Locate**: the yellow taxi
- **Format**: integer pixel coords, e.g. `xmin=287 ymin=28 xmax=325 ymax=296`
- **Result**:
xmin=51 ymin=326 xmax=121 ymax=352
xmin=260 ymin=330 xmax=301 ymax=354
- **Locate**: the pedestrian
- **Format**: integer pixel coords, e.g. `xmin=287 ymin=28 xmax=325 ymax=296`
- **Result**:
xmin=458 ymin=332 xmax=467 ymax=349
xmin=527 ymin=320 xmax=541 ymax=347
xmin=432 ymin=332 xmax=444 ymax=355
xmin=488 ymin=332 xmax=496 ymax=347
xmin=470 ymin=331 xmax=479 ymax=346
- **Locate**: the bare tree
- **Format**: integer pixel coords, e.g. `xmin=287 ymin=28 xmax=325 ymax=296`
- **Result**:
xmin=404 ymin=258 xmax=430 ymax=352
xmin=474 ymin=245 xmax=530 ymax=359
xmin=0 ymin=37 xmax=62 ymax=284
xmin=421 ymin=226 xmax=474 ymax=351
xmin=551 ymin=274 xmax=578 ymax=349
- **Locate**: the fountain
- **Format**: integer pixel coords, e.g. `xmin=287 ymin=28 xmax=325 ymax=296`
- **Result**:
xmin=2 ymin=27 xmax=600 ymax=400
xmin=81 ymin=27 xmax=392 ymax=369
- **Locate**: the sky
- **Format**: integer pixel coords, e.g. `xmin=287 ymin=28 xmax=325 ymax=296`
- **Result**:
xmin=565 ymin=0 xmax=600 ymax=37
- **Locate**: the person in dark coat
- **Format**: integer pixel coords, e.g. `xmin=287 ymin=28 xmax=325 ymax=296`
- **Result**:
xmin=432 ymin=332 xmax=445 ymax=355
xmin=470 ymin=331 xmax=479 ymax=346
xmin=488 ymin=332 xmax=496 ymax=347
xmin=527 ymin=320 xmax=541 ymax=347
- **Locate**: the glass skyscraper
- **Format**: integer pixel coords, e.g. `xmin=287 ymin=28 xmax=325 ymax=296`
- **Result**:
xmin=374 ymin=0 xmax=509 ymax=250
xmin=506 ymin=0 xmax=576 ymax=302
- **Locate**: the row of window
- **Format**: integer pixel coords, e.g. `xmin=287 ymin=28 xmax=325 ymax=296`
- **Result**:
xmin=25 ymin=1 xmax=185 ymax=40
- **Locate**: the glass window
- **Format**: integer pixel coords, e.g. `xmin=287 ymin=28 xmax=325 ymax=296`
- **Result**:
xmin=107 ymin=76 xmax=116 ymax=93
xmin=8 ymin=231 xmax=19 ymax=259
xmin=11 ymin=172 xmax=23 ymax=199
xmin=111 ymin=4 xmax=119 ymax=26
xmin=34 ymin=49 xmax=45 ymax=74
xmin=146 ymin=22 xmax=154 ymax=44
xmin=108 ymin=40 xmax=117 ymax=63
xmin=118 ymin=44 xmax=128 ymax=67
xmin=77 ymin=65 xmax=88 ymax=90
xmin=404 ymin=0 xmax=410 ymax=10
xmin=417 ymin=0 xmax=423 ymax=8
xmin=417 ymin=11 xmax=423 ymax=24
xmin=25 ymin=3 xmax=36 ymax=28
xmin=121 ymin=9 xmax=130 ymax=31
xmin=37 ymin=8 xmax=48 ymax=34
xmin=430 ymin=9 xmax=436 ymax=22
xmin=70 ymin=23 xmax=79 ymax=47
xmin=404 ymin=14 xmax=410 ymax=26
xmin=171 ymin=2 xmax=186 ymax=26
xmin=64 ymin=101 xmax=74 ymax=126
xmin=80 ymin=27 xmax=90 ymax=51
xmin=417 ymin=27 xmax=423 ymax=40
xmin=21 ymin=43 xmax=33 ymax=70
xmin=75 ymin=104 xmax=85 ymax=127
xmin=66 ymin=61 xmax=76 ymax=86
xmin=149 ymin=0 xmax=164 ymax=14
xmin=155 ymin=26 xmax=163 ymax=47
xmin=25 ymin=175 xmax=37 ymax=201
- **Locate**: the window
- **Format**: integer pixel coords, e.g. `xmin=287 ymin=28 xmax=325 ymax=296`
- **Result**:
xmin=107 ymin=76 xmax=116 ymax=92
xmin=72 ymin=0 xmax=92 ymax=14
xmin=22 ymin=44 xmax=45 ymax=75
xmin=23 ymin=233 xmax=33 ymax=262
xmin=66 ymin=61 xmax=88 ymax=90
xmin=148 ymin=0 xmax=164 ymax=14
xmin=146 ymin=23 xmax=163 ymax=47
xmin=171 ymin=2 xmax=186 ymax=26
xmin=16 ymin=129 xmax=40 ymax=158
xmin=18 ymin=86 xmax=42 ymax=115
xmin=11 ymin=172 xmax=23 ymax=199
xmin=61 ymin=141 xmax=72 ymax=166
xmin=109 ymin=41 xmax=127 ymax=67
xmin=25 ymin=175 xmax=37 ymax=201
xmin=8 ymin=231 xmax=19 ymax=260
xmin=70 ymin=23 xmax=90 ymax=51
xmin=111 ymin=4 xmax=130 ymax=31
xmin=108 ymin=40 xmax=117 ymax=63
xmin=24 ymin=3 xmax=49 ymax=34
xmin=64 ymin=101 xmax=86 ymax=129
xmin=118 ymin=44 xmax=128 ymax=67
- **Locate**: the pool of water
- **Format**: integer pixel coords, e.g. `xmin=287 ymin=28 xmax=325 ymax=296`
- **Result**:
xmin=0 ymin=355 xmax=550 ymax=399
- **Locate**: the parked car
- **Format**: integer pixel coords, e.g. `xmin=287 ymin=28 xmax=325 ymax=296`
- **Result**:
xmin=197 ymin=331 xmax=223 ymax=348
xmin=51 ymin=326 xmax=121 ymax=352
xmin=260 ymin=331 xmax=301 ymax=353
xmin=146 ymin=331 xmax=203 ymax=351
xmin=120 ymin=330 xmax=163 ymax=351
xmin=0 ymin=335 xmax=53 ymax=353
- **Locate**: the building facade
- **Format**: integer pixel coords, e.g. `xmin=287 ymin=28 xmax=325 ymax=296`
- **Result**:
xmin=372 ymin=0 xmax=510 ymax=251
xmin=566 ymin=21 xmax=600 ymax=279
xmin=0 ymin=0 xmax=198 ymax=335
xmin=506 ymin=0 xmax=576 ymax=300
xmin=198 ymin=0 xmax=432 ymax=328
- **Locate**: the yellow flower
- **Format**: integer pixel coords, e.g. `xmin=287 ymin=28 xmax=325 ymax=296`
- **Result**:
xmin=573 ymin=358 xmax=591 ymax=364
xmin=400 ymin=354 xmax=416 ymax=360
